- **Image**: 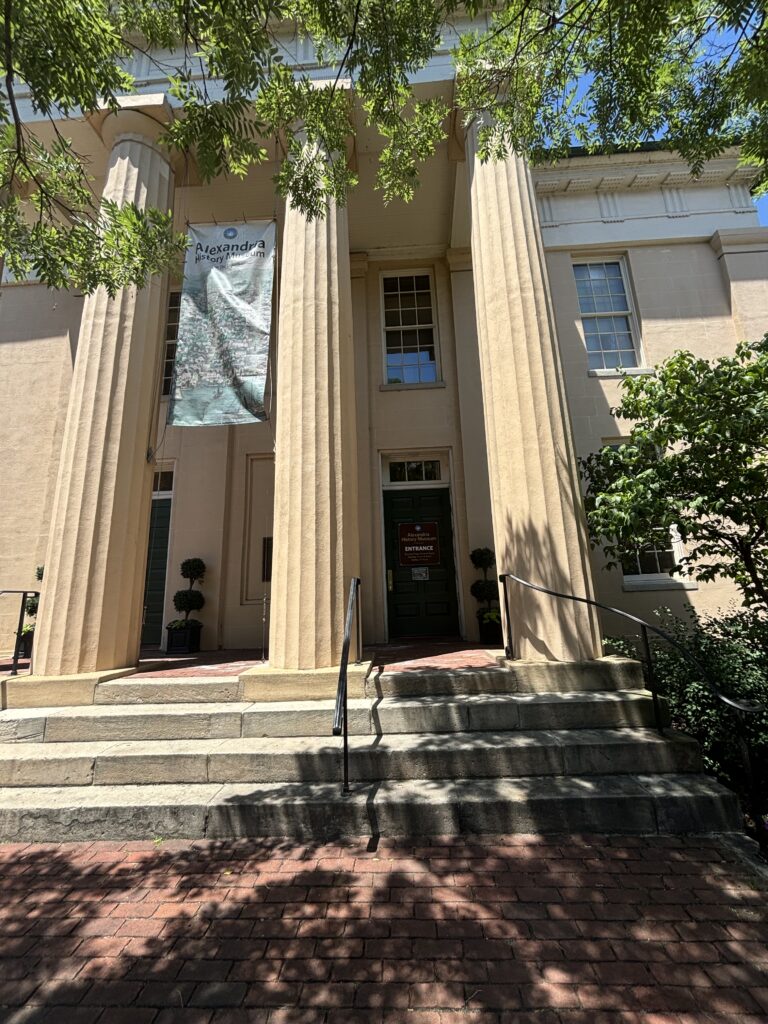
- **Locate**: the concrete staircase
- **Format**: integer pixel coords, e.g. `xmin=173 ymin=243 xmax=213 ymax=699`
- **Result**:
xmin=0 ymin=661 xmax=741 ymax=841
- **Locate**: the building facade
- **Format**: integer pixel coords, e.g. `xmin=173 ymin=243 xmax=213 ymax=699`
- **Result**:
xmin=1 ymin=43 xmax=767 ymax=680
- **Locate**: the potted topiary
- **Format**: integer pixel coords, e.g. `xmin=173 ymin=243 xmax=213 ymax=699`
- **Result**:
xmin=166 ymin=558 xmax=206 ymax=654
xmin=470 ymin=547 xmax=503 ymax=645
xmin=17 ymin=566 xmax=43 ymax=659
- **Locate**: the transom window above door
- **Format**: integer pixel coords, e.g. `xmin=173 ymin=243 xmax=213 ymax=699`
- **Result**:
xmin=383 ymin=453 xmax=449 ymax=486
xmin=382 ymin=273 xmax=439 ymax=385
xmin=389 ymin=459 xmax=442 ymax=483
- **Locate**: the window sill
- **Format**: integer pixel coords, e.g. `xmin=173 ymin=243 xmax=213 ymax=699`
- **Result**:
xmin=379 ymin=381 xmax=447 ymax=392
xmin=622 ymin=576 xmax=698 ymax=592
xmin=588 ymin=367 xmax=654 ymax=379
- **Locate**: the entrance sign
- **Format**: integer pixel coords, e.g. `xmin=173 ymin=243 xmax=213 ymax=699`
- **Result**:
xmin=168 ymin=221 xmax=275 ymax=426
xmin=398 ymin=522 xmax=440 ymax=566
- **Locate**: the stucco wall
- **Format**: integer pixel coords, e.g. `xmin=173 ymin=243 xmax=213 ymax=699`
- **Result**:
xmin=0 ymin=285 xmax=82 ymax=654
xmin=2 ymin=146 xmax=766 ymax=660
xmin=545 ymin=216 xmax=766 ymax=627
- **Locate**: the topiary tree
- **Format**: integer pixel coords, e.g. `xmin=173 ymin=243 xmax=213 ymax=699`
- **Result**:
xmin=470 ymin=547 xmax=501 ymax=637
xmin=24 ymin=565 xmax=44 ymax=619
xmin=172 ymin=558 xmax=206 ymax=625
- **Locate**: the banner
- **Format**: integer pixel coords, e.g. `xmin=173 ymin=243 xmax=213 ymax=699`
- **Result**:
xmin=168 ymin=220 xmax=276 ymax=426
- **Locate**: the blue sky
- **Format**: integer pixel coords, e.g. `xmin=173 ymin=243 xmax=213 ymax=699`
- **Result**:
xmin=756 ymin=196 xmax=768 ymax=225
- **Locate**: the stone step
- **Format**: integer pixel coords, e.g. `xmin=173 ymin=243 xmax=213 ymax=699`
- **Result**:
xmin=0 ymin=728 xmax=700 ymax=786
xmin=369 ymin=657 xmax=643 ymax=697
xmin=0 ymin=774 xmax=741 ymax=841
xmin=0 ymin=690 xmax=664 ymax=744
xmin=95 ymin=677 xmax=243 ymax=704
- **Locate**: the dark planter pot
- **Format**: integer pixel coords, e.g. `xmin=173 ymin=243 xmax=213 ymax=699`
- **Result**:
xmin=17 ymin=632 xmax=33 ymax=659
xmin=478 ymin=616 xmax=503 ymax=645
xmin=166 ymin=621 xmax=203 ymax=654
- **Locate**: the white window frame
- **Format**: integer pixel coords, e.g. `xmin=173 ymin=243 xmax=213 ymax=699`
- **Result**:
xmin=600 ymin=439 xmax=696 ymax=591
xmin=152 ymin=464 xmax=175 ymax=499
xmin=379 ymin=269 xmax=442 ymax=388
xmin=161 ymin=290 xmax=181 ymax=398
xmin=573 ymin=256 xmax=644 ymax=374
xmin=381 ymin=452 xmax=449 ymax=489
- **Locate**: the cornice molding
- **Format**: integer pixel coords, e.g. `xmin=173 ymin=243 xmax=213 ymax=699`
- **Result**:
xmin=709 ymin=227 xmax=768 ymax=258
xmin=533 ymin=152 xmax=757 ymax=196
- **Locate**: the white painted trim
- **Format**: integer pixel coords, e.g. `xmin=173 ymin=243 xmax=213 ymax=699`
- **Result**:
xmin=378 ymin=447 xmax=465 ymax=641
xmin=622 ymin=576 xmax=698 ymax=592
xmin=379 ymin=268 xmax=443 ymax=387
xmin=588 ymin=367 xmax=655 ymax=379
xmin=572 ymin=254 xmax=646 ymax=369
xmin=148 ymin=460 xmax=176 ymax=651
xmin=379 ymin=381 xmax=447 ymax=392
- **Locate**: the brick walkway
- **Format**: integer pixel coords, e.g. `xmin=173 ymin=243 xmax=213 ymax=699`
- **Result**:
xmin=0 ymin=835 xmax=766 ymax=1023
xmin=371 ymin=642 xmax=498 ymax=673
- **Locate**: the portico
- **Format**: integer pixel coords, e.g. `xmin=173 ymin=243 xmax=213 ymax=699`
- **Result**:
xmin=2 ymin=80 xmax=764 ymax=688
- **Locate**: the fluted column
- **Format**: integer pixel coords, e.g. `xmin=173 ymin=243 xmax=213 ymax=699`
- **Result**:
xmin=269 ymin=200 xmax=359 ymax=669
xmin=467 ymin=125 xmax=602 ymax=661
xmin=34 ymin=128 xmax=174 ymax=675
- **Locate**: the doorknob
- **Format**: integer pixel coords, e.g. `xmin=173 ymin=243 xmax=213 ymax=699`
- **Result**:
xmin=387 ymin=570 xmax=393 ymax=592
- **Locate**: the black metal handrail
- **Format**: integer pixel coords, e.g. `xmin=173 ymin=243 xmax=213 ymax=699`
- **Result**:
xmin=1 ymin=590 xmax=40 ymax=676
xmin=332 ymin=577 xmax=363 ymax=794
xmin=499 ymin=571 xmax=767 ymax=842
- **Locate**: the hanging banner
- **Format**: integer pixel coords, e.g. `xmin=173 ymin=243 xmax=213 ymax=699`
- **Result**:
xmin=168 ymin=220 xmax=275 ymax=427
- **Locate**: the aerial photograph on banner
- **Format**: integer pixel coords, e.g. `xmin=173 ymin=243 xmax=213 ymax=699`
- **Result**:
xmin=168 ymin=220 xmax=276 ymax=427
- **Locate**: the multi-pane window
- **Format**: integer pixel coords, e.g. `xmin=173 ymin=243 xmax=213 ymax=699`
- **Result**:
xmin=573 ymin=261 xmax=639 ymax=370
xmin=382 ymin=274 xmax=438 ymax=385
xmin=621 ymin=544 xmax=677 ymax=577
xmin=152 ymin=469 xmax=174 ymax=494
xmin=389 ymin=459 xmax=441 ymax=483
xmin=602 ymin=442 xmax=678 ymax=579
xmin=162 ymin=292 xmax=181 ymax=396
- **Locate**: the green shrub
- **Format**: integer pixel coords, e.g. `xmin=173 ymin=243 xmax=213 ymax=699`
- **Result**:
xmin=470 ymin=578 xmax=499 ymax=605
xmin=173 ymin=588 xmax=205 ymax=618
xmin=606 ymin=608 xmax=768 ymax=824
xmin=180 ymin=558 xmax=206 ymax=584
xmin=169 ymin=557 xmax=207 ymax=626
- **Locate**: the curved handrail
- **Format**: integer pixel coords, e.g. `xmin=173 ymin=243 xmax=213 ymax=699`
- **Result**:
xmin=499 ymin=572 xmax=764 ymax=715
xmin=499 ymin=570 xmax=767 ymax=845
xmin=332 ymin=577 xmax=362 ymax=794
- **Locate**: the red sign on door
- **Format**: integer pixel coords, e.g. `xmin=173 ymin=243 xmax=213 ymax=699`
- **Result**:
xmin=398 ymin=522 xmax=440 ymax=566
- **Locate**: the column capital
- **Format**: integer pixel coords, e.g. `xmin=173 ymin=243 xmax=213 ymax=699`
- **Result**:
xmin=89 ymin=95 xmax=174 ymax=150
xmin=88 ymin=95 xmax=197 ymax=182
xmin=446 ymin=247 xmax=472 ymax=272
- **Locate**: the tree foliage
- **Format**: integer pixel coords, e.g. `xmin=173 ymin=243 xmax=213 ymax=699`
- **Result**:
xmin=1 ymin=1 xmax=767 ymax=292
xmin=581 ymin=337 xmax=768 ymax=608
xmin=606 ymin=608 xmax=768 ymax=828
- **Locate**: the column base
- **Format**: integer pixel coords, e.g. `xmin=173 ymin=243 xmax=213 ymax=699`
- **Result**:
xmin=240 ymin=661 xmax=373 ymax=702
xmin=1 ymin=668 xmax=137 ymax=710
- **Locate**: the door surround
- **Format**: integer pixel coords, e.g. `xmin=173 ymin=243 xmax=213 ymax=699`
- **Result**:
xmin=143 ymin=463 xmax=175 ymax=649
xmin=379 ymin=449 xmax=465 ymax=641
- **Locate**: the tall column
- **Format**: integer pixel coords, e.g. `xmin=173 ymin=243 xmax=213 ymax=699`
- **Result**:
xmin=467 ymin=125 xmax=602 ymax=661
xmin=268 ymin=200 xmax=359 ymax=670
xmin=34 ymin=124 xmax=174 ymax=675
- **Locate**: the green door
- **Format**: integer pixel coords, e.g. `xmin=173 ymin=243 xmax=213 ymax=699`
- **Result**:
xmin=383 ymin=487 xmax=460 ymax=638
xmin=141 ymin=498 xmax=172 ymax=646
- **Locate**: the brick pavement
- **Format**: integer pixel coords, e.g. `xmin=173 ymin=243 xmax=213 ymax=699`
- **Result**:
xmin=0 ymin=834 xmax=766 ymax=1023
xmin=371 ymin=643 xmax=498 ymax=673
